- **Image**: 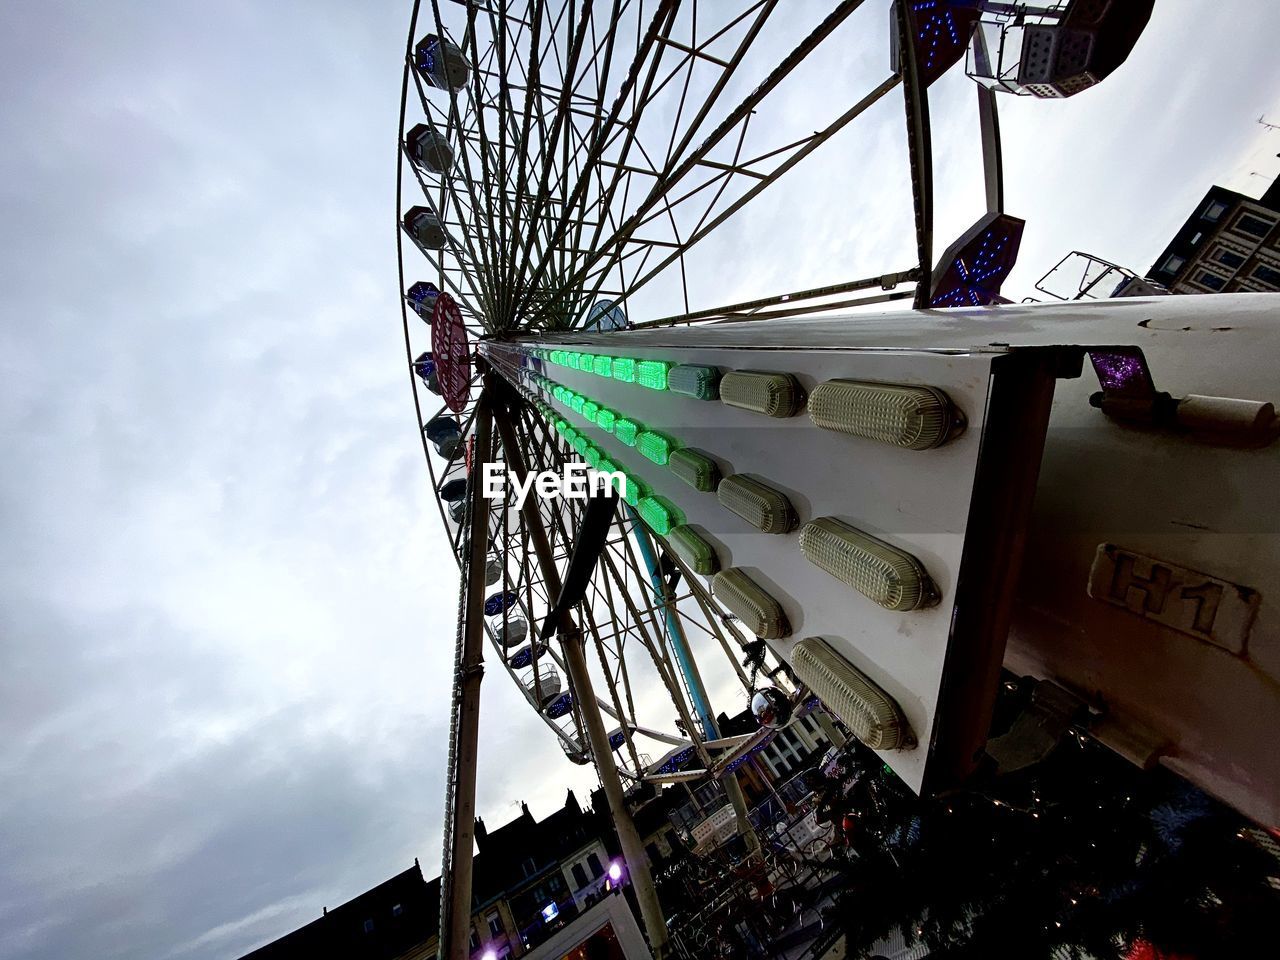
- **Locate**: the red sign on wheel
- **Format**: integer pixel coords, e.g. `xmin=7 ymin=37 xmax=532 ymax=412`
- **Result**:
xmin=430 ymin=292 xmax=471 ymax=413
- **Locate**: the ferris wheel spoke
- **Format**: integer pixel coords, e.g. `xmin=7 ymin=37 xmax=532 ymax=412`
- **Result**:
xmin=484 ymin=4 xmax=524 ymax=324
xmin=508 ymin=0 xmax=608 ymax=320
xmin=460 ymin=11 xmax=513 ymax=314
xmin=597 ymin=543 xmax=703 ymax=752
xmin=565 ymin=0 xmax=866 ymax=308
xmin=515 ymin=0 xmax=678 ymax=319
xmin=633 ymin=72 xmax=905 ymax=305
xmin=499 ymin=0 xmax=550 ymax=326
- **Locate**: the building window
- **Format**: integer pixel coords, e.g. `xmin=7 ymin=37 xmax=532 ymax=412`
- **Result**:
xmin=487 ymin=912 xmax=503 ymax=937
xmin=469 ymin=930 xmax=481 ymax=951
xmin=364 ymin=919 xmax=375 ymax=934
xmin=587 ymin=852 xmax=603 ymax=878
xmin=1202 ymin=199 xmax=1228 ymax=222
xmin=1196 ymin=270 xmax=1227 ymax=291
xmin=1159 ymin=253 xmax=1185 ymax=275
xmin=521 ymin=857 xmax=536 ymax=877
xmin=1251 ymin=263 xmax=1280 ymax=287
xmin=1214 ymin=248 xmax=1246 ymax=269
xmin=572 ymin=862 xmax=588 ymax=889
xmin=645 ymin=842 xmax=661 ymax=863
xmin=1189 ymin=231 xmax=1203 ymax=245
xmin=1234 ymin=213 xmax=1274 ymax=239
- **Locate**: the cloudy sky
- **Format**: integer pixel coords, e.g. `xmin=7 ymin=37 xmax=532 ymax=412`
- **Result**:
xmin=2 ymin=2 xmax=1278 ymax=959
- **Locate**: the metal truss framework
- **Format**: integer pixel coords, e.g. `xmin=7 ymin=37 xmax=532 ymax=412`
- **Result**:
xmin=393 ymin=2 xmax=958 ymax=957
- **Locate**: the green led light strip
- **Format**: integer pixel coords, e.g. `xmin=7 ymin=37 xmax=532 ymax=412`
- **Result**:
xmin=530 ymin=368 xmax=699 ymax=539
xmin=516 ymin=345 xmax=721 ymax=401
xmin=521 ymin=388 xmax=711 ymax=567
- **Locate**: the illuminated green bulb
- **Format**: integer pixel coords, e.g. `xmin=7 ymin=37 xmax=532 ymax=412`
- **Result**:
xmin=614 ymin=418 xmax=640 ymax=447
xmin=569 ymin=394 xmax=585 ymax=414
xmin=593 ymin=355 xmax=613 ymax=378
xmin=636 ymin=360 xmax=671 ymax=391
xmin=596 ymin=460 xmax=625 ymax=497
xmin=582 ymin=400 xmax=600 ymax=423
xmin=584 ymin=445 xmax=602 ymax=468
xmin=636 ymin=430 xmax=676 ymax=466
xmin=596 ymin=408 xmax=617 ymax=434
xmin=612 ymin=357 xmax=636 ymax=384
xmin=622 ymin=474 xmax=649 ymax=507
xmin=578 ymin=353 xmax=596 ymax=371
xmin=637 ymin=495 xmax=683 ymax=535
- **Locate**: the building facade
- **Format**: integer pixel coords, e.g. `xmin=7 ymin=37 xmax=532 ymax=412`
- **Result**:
xmin=238 ymin=791 xmax=619 ymax=960
xmin=1148 ymin=178 xmax=1280 ymax=293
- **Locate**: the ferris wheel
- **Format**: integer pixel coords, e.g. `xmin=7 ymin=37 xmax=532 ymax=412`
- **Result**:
xmin=394 ymin=1 xmax=1155 ymax=957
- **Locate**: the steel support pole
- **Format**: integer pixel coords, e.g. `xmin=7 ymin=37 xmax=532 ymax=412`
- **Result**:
xmin=896 ymin=0 xmax=934 ymax=309
xmin=627 ymin=510 xmax=759 ymax=855
xmin=977 ymin=84 xmax=1004 ymax=215
xmin=492 ymin=400 xmax=669 ymax=958
xmin=439 ymin=392 xmax=494 ymax=960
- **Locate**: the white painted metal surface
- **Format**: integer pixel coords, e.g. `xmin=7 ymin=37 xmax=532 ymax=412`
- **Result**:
xmin=497 ymin=292 xmax=1280 ymax=825
xmin=490 ymin=340 xmax=1022 ymax=795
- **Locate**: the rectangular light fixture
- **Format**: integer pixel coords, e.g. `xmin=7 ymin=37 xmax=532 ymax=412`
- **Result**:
xmin=668 ymin=525 xmax=718 ymax=575
xmin=668 ymin=364 xmax=720 ymax=401
xmin=596 ymin=408 xmax=617 ymax=434
xmin=622 ymin=473 xmax=649 ymax=507
xmin=668 ymin=449 xmax=720 ymax=492
xmin=593 ymin=355 xmax=613 ymax=378
xmin=807 ymin=379 xmax=960 ymax=450
xmin=720 ymin=371 xmax=804 ymax=418
xmin=612 ymin=357 xmax=636 ymax=384
xmin=636 ymin=430 xmax=676 ymax=465
xmin=711 ymin=568 xmax=790 ymax=639
xmin=790 ymin=637 xmax=912 ymax=750
xmin=636 ymin=359 xmax=671 ymax=391
xmin=582 ymin=400 xmax=600 ymax=423
xmin=637 ymin=495 xmax=682 ymax=535
xmin=614 ymin=418 xmax=640 ymax=447
xmin=798 ymin=517 xmax=938 ymax=611
xmin=716 ymin=474 xmax=796 ymax=534
xmin=597 ymin=458 xmax=623 ymax=493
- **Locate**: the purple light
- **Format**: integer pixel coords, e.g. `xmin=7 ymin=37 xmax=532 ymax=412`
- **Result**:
xmin=1089 ymin=349 xmax=1150 ymax=394
xmin=929 ymin=213 xmax=1025 ymax=308
xmin=481 ymin=951 xmax=497 ymax=960
xmin=608 ymin=861 xmax=623 ymax=882
xmin=907 ymin=1 xmax=979 ymax=85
